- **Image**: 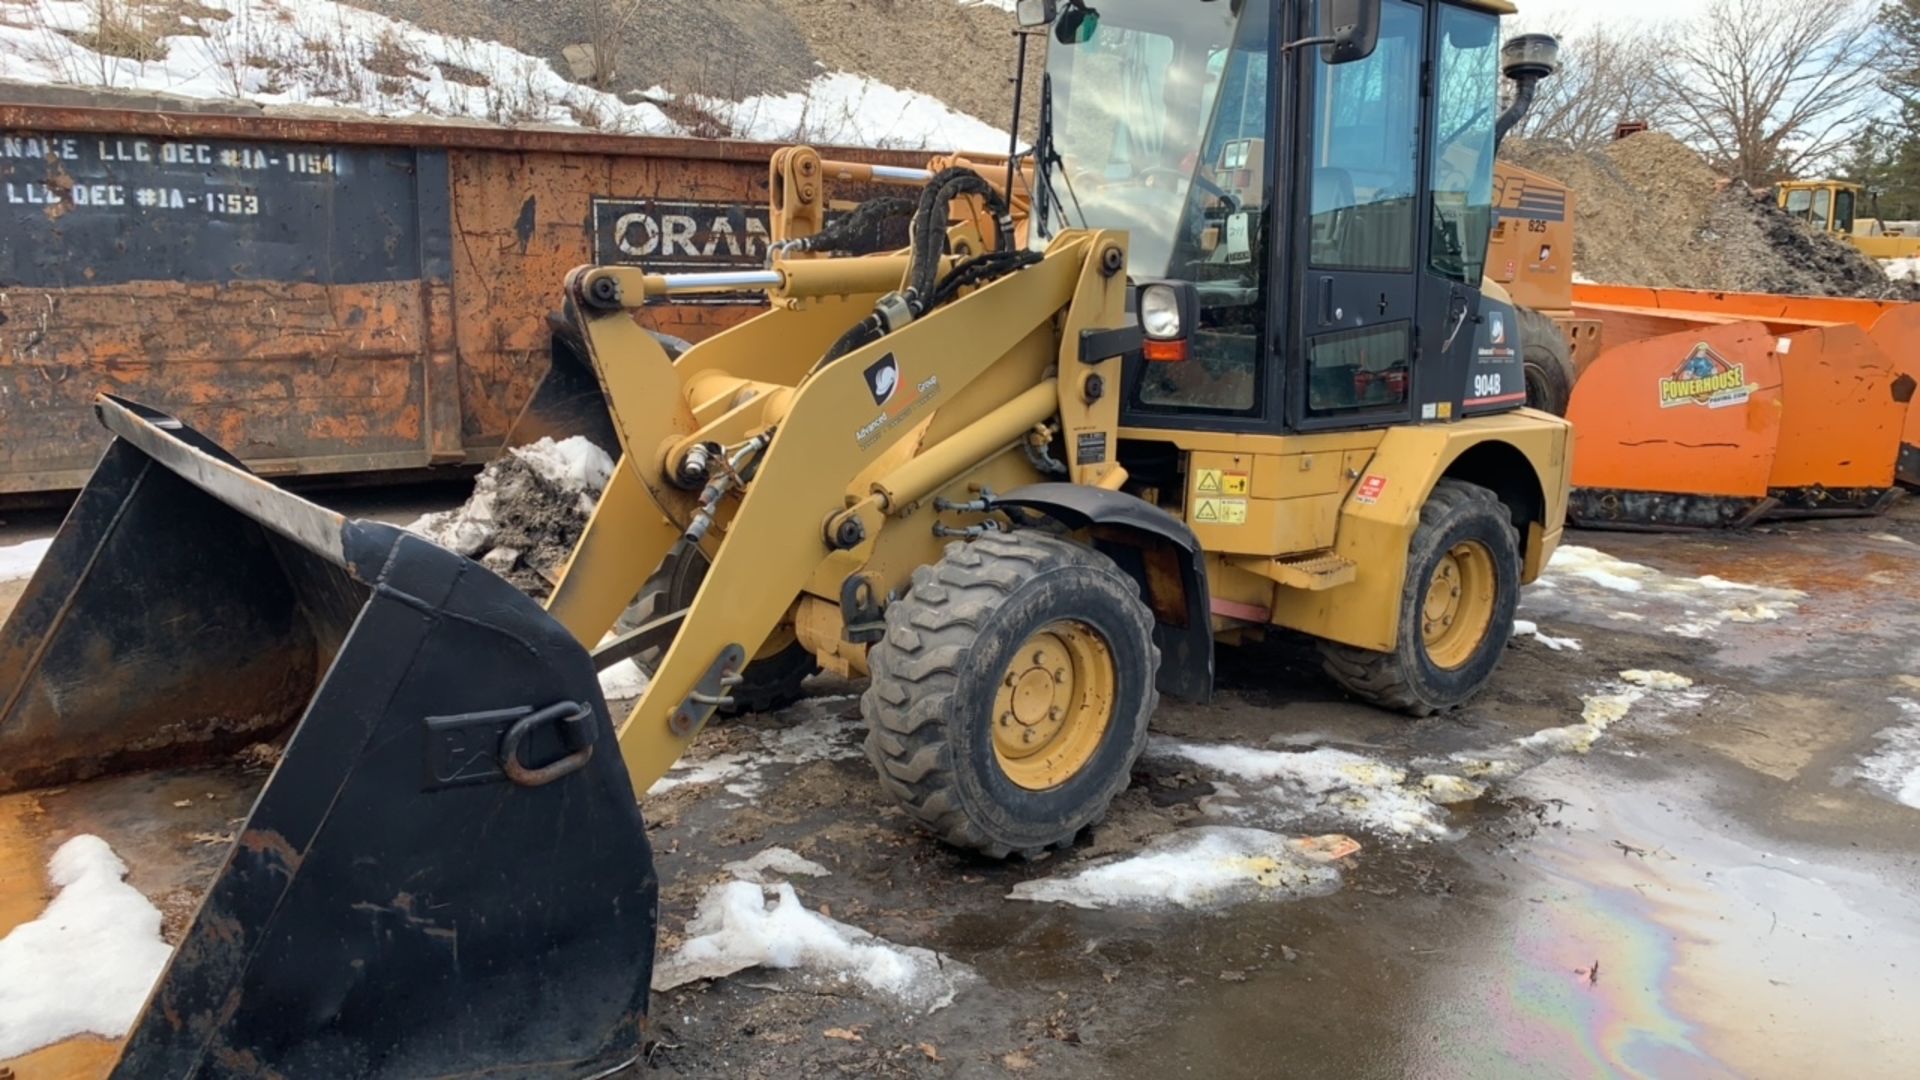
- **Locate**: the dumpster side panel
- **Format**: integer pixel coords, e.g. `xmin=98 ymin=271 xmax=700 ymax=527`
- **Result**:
xmin=446 ymin=148 xmax=778 ymax=452
xmin=0 ymin=131 xmax=443 ymax=493
xmin=0 ymin=105 xmax=931 ymax=497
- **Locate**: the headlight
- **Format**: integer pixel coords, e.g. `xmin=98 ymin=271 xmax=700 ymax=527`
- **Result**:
xmin=1140 ymin=284 xmax=1183 ymax=340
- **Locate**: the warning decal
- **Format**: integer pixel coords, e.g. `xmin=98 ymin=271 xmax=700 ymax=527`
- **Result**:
xmin=1193 ymin=498 xmax=1249 ymax=526
xmin=1195 ymin=469 xmax=1250 ymax=497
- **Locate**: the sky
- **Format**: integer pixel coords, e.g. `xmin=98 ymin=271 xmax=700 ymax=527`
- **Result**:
xmin=1509 ymin=0 xmax=1712 ymax=32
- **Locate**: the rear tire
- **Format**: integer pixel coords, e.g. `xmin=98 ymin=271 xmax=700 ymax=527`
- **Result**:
xmin=1517 ymin=306 xmax=1576 ymax=416
xmin=862 ymin=532 xmax=1159 ymax=858
xmin=619 ymin=545 xmax=818 ymax=716
xmin=1320 ymin=480 xmax=1519 ymax=716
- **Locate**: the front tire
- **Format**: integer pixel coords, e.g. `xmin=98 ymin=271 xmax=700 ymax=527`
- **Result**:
xmin=862 ymin=532 xmax=1159 ymax=858
xmin=1320 ymin=480 xmax=1520 ymax=716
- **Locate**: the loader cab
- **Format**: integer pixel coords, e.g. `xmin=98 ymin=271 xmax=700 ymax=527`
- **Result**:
xmin=1779 ymin=180 xmax=1858 ymax=236
xmin=1032 ymin=0 xmax=1517 ymax=435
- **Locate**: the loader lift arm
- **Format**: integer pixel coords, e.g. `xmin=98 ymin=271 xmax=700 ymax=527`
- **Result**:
xmin=549 ymin=225 xmax=1136 ymax=792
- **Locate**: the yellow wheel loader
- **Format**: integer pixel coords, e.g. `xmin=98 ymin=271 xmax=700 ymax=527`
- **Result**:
xmin=0 ymin=0 xmax=1566 ymax=1072
xmin=1778 ymin=178 xmax=1920 ymax=260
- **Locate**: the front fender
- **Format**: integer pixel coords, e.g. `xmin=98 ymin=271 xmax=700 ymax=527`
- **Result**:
xmin=997 ymin=483 xmax=1213 ymax=703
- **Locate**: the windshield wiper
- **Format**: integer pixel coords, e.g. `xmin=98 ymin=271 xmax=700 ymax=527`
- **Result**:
xmin=1033 ymin=72 xmax=1085 ymax=238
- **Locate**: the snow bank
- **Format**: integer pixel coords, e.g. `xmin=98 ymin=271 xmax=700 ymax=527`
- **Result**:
xmin=680 ymin=73 xmax=1010 ymax=152
xmin=1152 ymin=740 xmax=1455 ymax=839
xmin=0 ymin=536 xmax=52 ymax=583
xmin=0 ymin=0 xmax=677 ymax=132
xmin=1853 ymin=698 xmax=1920 ymax=810
xmin=0 ymin=0 xmax=1008 ymax=150
xmin=0 ymin=835 xmax=173 ymax=1059
xmin=1008 ymin=826 xmax=1354 ymax=911
xmin=653 ymin=881 xmax=971 ymax=1010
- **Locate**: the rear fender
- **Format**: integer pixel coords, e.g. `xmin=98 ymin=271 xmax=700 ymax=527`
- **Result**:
xmin=995 ymin=483 xmax=1213 ymax=703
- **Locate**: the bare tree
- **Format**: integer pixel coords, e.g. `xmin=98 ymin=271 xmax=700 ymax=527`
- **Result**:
xmin=580 ymin=0 xmax=647 ymax=90
xmin=1650 ymin=0 xmax=1888 ymax=185
xmin=1508 ymin=20 xmax=1675 ymax=150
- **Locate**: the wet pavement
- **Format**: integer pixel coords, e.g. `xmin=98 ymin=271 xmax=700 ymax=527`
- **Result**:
xmin=1 ymin=498 xmax=1916 ymax=1078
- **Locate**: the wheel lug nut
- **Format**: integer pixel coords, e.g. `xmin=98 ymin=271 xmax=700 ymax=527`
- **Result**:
xmin=1033 ymin=651 xmax=1047 ymax=665
xmin=1000 ymin=712 xmax=1016 ymax=726
xmin=1048 ymin=706 xmax=1062 ymax=720
xmin=1053 ymin=668 xmax=1067 ymax=683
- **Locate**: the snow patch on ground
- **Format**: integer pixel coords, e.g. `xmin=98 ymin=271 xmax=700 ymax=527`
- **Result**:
xmin=722 ymin=847 xmax=832 ymax=885
xmin=1621 ymin=669 xmax=1695 ymax=692
xmin=1513 ymin=618 xmax=1582 ymax=651
xmin=645 ymin=698 xmax=864 ymax=798
xmin=1532 ymin=545 xmax=1804 ymax=638
xmin=652 ymin=881 xmax=972 ymax=1010
xmin=1151 ymin=740 xmax=1456 ymax=839
xmin=0 ymin=536 xmax=51 ymax=583
xmin=0 ymin=835 xmax=173 ymax=1059
xmin=597 ymin=659 xmax=650 ymax=702
xmin=1447 ymin=671 xmax=1707 ymax=779
xmin=1852 ymin=698 xmax=1920 ymax=810
xmin=1007 ymin=827 xmax=1355 ymax=911
xmin=0 ymin=0 xmax=1007 ymax=149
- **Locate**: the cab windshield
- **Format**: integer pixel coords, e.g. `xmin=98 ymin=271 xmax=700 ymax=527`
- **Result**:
xmin=1038 ymin=0 xmax=1268 ymax=279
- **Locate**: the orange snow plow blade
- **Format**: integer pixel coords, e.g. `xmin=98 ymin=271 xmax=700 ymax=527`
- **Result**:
xmin=1566 ymin=301 xmax=1911 ymax=529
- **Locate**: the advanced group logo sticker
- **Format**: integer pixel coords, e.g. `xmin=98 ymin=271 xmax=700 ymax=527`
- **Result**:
xmin=1658 ymin=343 xmax=1756 ymax=409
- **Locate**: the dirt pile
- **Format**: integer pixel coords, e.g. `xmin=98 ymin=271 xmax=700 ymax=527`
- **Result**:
xmin=1501 ymin=132 xmax=1915 ymax=299
xmin=407 ymin=435 xmax=611 ymax=599
xmin=343 ymin=0 xmax=1036 ymax=139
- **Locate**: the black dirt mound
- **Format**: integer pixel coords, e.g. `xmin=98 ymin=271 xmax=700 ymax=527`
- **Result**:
xmin=1502 ymin=132 xmax=1917 ymax=299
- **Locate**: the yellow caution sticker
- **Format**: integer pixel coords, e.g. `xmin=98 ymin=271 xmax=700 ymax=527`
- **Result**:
xmin=1193 ymin=498 xmax=1249 ymax=526
xmin=1195 ymin=468 xmax=1224 ymax=495
xmin=1223 ymin=472 xmax=1250 ymax=496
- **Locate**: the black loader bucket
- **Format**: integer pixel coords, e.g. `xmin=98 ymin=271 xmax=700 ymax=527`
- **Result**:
xmin=0 ymin=396 xmax=656 ymax=1077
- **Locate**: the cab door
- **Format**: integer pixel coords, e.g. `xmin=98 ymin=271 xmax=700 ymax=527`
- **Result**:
xmin=1288 ymin=0 xmax=1428 ymax=430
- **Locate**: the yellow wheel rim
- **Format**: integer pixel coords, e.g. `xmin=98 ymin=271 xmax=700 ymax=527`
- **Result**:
xmin=1421 ymin=540 xmax=1497 ymax=670
xmin=990 ymin=620 xmax=1116 ymax=791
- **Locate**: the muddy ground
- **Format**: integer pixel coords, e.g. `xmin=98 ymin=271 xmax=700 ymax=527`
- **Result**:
xmin=1 ymin=498 xmax=1917 ymax=1078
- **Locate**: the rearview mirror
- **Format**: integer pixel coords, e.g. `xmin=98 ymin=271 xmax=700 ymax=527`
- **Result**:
xmin=1319 ymin=0 xmax=1380 ymax=65
xmin=1016 ymin=0 xmax=1057 ymax=28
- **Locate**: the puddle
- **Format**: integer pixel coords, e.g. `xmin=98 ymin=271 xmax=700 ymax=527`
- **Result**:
xmin=1408 ymin=758 xmax=1920 ymax=1079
